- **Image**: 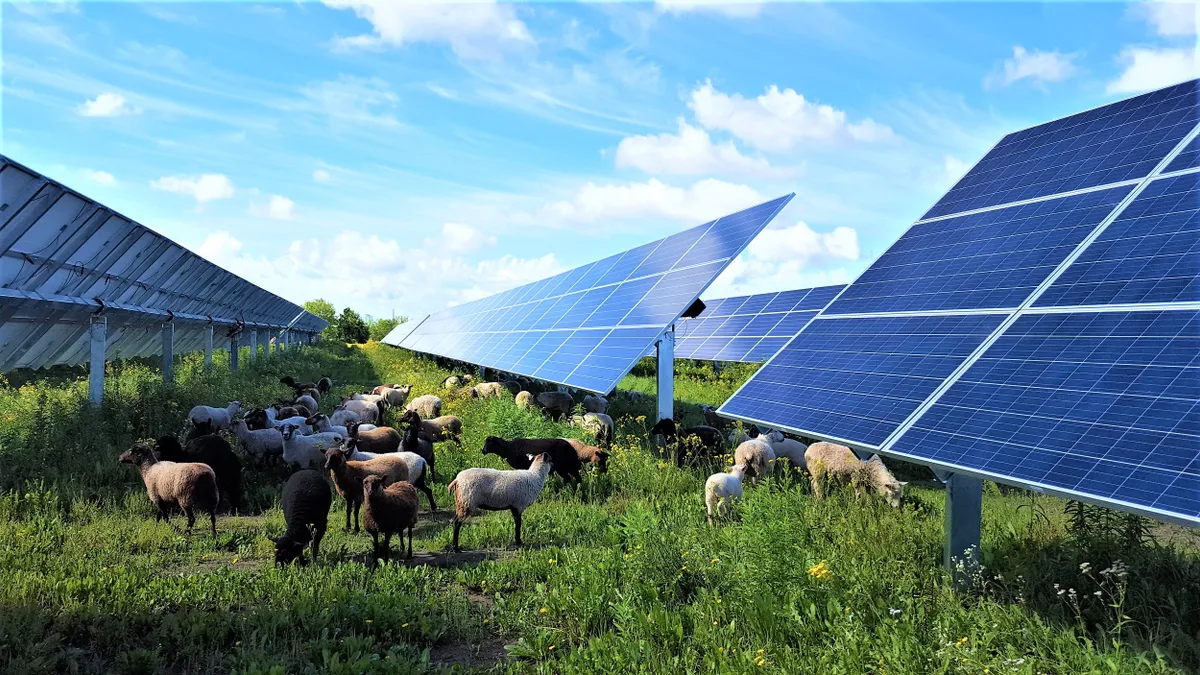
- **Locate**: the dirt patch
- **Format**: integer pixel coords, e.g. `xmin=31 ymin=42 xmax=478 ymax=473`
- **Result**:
xmin=178 ymin=555 xmax=262 ymax=575
xmin=466 ymin=589 xmax=494 ymax=608
xmin=429 ymin=636 xmax=509 ymax=671
xmin=374 ymin=549 xmax=518 ymax=569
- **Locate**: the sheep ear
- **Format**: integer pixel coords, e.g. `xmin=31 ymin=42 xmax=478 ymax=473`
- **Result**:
xmin=898 ymin=481 xmax=909 ymax=487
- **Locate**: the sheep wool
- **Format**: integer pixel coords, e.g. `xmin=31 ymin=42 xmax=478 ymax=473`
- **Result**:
xmin=273 ymin=469 xmax=332 ymax=565
xmin=560 ymin=437 xmax=610 ymax=473
xmin=324 ymin=448 xmax=409 ymax=533
xmin=155 ymin=435 xmax=242 ymax=512
xmin=582 ymin=394 xmax=608 ymax=415
xmin=805 ymin=442 xmax=906 ymax=508
xmin=448 ymin=453 xmax=553 ymax=551
xmin=515 ymin=391 xmax=534 ymax=409
xmin=734 ymin=439 xmax=776 ymax=484
xmin=120 ymin=441 xmax=218 ymax=534
xmin=766 ymin=436 xmax=808 ymax=470
xmin=705 ymin=464 xmax=749 ymax=525
xmin=231 ymin=420 xmax=286 ymax=462
xmin=570 ymin=412 xmax=613 ymax=447
xmin=535 ymin=391 xmax=574 ymax=420
xmin=406 ymin=395 xmax=443 ymax=419
xmin=187 ymin=401 xmax=241 ymax=432
xmin=419 ymin=415 xmax=464 ymax=447
xmin=362 ymin=475 xmax=419 ymax=562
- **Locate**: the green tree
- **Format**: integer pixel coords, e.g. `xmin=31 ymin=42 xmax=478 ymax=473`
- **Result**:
xmin=368 ymin=316 xmax=407 ymax=342
xmin=337 ymin=307 xmax=370 ymax=344
xmin=304 ymin=299 xmax=339 ymax=341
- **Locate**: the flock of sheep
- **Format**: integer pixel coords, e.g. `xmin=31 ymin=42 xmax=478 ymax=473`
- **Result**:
xmin=118 ymin=370 xmax=905 ymax=564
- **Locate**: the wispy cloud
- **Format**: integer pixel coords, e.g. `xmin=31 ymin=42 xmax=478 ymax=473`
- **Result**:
xmin=655 ymin=0 xmax=763 ymax=19
xmin=984 ymin=46 xmax=1079 ymax=90
xmin=249 ymin=194 xmax=296 ymax=220
xmin=151 ymin=174 xmax=236 ymax=203
xmin=615 ymin=118 xmax=780 ymax=178
xmin=321 ymin=0 xmax=534 ymax=60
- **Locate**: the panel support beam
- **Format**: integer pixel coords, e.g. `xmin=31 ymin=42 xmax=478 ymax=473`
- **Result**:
xmin=944 ymin=473 xmax=982 ymax=586
xmin=230 ymin=332 xmax=240 ymax=373
xmin=204 ymin=323 xmax=214 ymax=370
xmin=88 ymin=315 xmax=106 ymax=404
xmin=161 ymin=321 xmax=174 ymax=385
xmin=657 ymin=326 xmax=675 ymax=422
xmin=250 ymin=330 xmax=258 ymax=362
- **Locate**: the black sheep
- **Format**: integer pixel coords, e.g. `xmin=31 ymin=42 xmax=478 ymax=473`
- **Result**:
xmin=270 ymin=469 xmax=332 ymax=566
xmin=155 ymin=434 xmax=243 ymax=512
xmin=481 ymin=436 xmax=583 ymax=484
xmin=650 ymin=418 xmax=724 ymax=468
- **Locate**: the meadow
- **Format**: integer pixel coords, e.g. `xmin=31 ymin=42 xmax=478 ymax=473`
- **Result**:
xmin=1 ymin=342 xmax=1198 ymax=674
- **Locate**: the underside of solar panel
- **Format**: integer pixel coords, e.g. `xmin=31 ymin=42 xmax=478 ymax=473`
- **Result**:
xmin=720 ymin=79 xmax=1200 ymax=525
xmin=386 ymin=194 xmax=794 ymax=393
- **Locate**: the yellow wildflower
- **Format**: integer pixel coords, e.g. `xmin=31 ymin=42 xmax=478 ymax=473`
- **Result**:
xmin=540 ymin=607 xmax=548 ymax=614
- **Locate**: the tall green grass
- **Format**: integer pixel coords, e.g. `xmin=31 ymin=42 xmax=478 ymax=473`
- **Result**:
xmin=1 ymin=342 xmax=1196 ymax=673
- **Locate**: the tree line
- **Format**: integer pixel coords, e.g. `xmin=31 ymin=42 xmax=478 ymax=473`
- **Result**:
xmin=303 ymin=299 xmax=407 ymax=344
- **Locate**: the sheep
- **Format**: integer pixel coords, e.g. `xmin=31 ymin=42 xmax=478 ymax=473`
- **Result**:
xmin=154 ymin=435 xmax=242 ymax=512
xmin=362 ymin=475 xmax=419 ymax=563
xmin=705 ymin=464 xmax=749 ymax=526
xmin=230 ymin=419 xmax=285 ymax=463
xmin=348 ymin=392 xmax=387 ymax=405
xmin=535 ymin=391 xmax=574 ymax=420
xmin=371 ymin=384 xmax=412 ymax=407
xmin=582 ymin=394 xmax=608 ymax=415
xmin=307 ymin=413 xmax=348 ymax=439
xmin=515 ymin=390 xmax=534 ymax=409
xmin=728 ymin=425 xmax=761 ymax=447
xmin=499 ymin=380 xmax=521 ymax=396
xmin=805 ymin=443 xmax=906 ymax=508
xmin=457 ymin=386 xmax=480 ymax=399
xmin=294 ymin=394 xmax=319 ymax=415
xmin=766 ymin=435 xmax=808 ymax=470
xmin=448 ymin=453 xmax=553 ymax=551
xmin=317 ymin=376 xmax=333 ymax=396
xmin=473 ymin=382 xmax=507 ymax=399
xmin=330 ymin=408 xmax=362 ymax=428
xmin=187 ymin=401 xmax=241 ymax=432
xmin=399 ymin=410 xmax=436 ymax=479
xmin=560 ymin=438 xmax=610 ymax=473
xmin=247 ymin=408 xmax=310 ymax=433
xmin=569 ymin=413 xmax=613 ymax=448
xmin=343 ymin=441 xmax=437 ymax=512
xmin=406 ymin=394 xmax=443 ymax=419
xmin=270 ymin=469 xmax=332 ymax=566
xmin=339 ymin=398 xmax=383 ymax=425
xmin=272 ymin=403 xmax=309 ymax=420
xmin=323 ymin=447 xmax=410 ymax=533
xmin=442 ymin=375 xmax=461 ymax=390
xmin=281 ymin=425 xmax=343 ymax=470
xmin=119 ymin=441 xmax=218 ymax=534
xmin=371 ymin=383 xmax=403 ymax=395
xmin=650 ymin=418 xmax=723 ymax=467
xmin=699 ymin=404 xmax=723 ymax=429
xmin=417 ymin=415 xmax=463 ymax=447
xmin=734 ymin=438 xmax=776 ymax=485
xmin=185 ymin=420 xmax=214 ymax=442
xmin=348 ymin=422 xmax=402 ymax=454
xmin=481 ymin=436 xmax=583 ymax=485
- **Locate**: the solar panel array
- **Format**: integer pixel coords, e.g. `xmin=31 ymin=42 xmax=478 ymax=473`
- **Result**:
xmin=672 ymin=285 xmax=845 ymax=362
xmin=721 ymin=78 xmax=1200 ymax=525
xmin=386 ymin=195 xmax=794 ymax=393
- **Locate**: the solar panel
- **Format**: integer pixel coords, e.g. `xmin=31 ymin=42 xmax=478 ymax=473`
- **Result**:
xmin=1164 ymin=134 xmax=1200 ymax=174
xmin=720 ymin=79 xmax=1200 ymax=525
xmin=389 ymin=195 xmax=794 ymax=393
xmin=673 ymin=285 xmax=846 ymax=362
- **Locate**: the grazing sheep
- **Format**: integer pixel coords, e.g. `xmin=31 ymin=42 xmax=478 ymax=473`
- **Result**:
xmin=348 ymin=423 xmax=402 ymax=454
xmin=457 ymin=386 xmax=480 ymax=399
xmin=766 ymin=436 xmax=808 ymax=470
xmin=230 ymin=419 xmax=285 ymax=463
xmin=582 ymin=394 xmax=608 ymax=415
xmin=805 ymin=443 xmax=906 ymax=508
xmin=155 ymin=435 xmax=242 ymax=512
xmin=473 ymin=382 xmax=507 ymax=399
xmin=330 ymin=408 xmax=362 ymax=428
xmin=185 ymin=420 xmax=214 ymax=442
xmin=323 ymin=447 xmax=410 ymax=533
xmin=307 ymin=413 xmax=348 ymax=439
xmin=569 ymin=412 xmax=613 ymax=448
xmin=449 ymin=453 xmax=553 ymax=551
xmin=377 ymin=385 xmax=412 ymax=407
xmin=371 ymin=383 xmax=403 ymax=395
xmin=442 ymin=375 xmax=461 ymax=390
xmin=406 ymin=395 xmax=443 ymax=419
xmin=119 ymin=441 xmax=218 ymax=534
xmin=734 ymin=438 xmax=776 ymax=484
xmin=348 ymin=392 xmax=387 ymax=405
xmin=399 ymin=410 xmax=436 ymax=479
xmin=699 ymin=404 xmax=723 ymax=429
xmin=417 ymin=415 xmax=463 ymax=447
xmin=535 ymin=391 xmax=574 ymax=420
xmin=705 ymin=464 xmax=749 ymax=526
xmin=271 ymin=469 xmax=332 ymax=566
xmin=363 ymin=475 xmax=419 ymax=563
xmin=650 ymin=418 xmax=723 ymax=467
xmin=294 ymin=394 xmax=319 ymax=416
xmin=281 ymin=425 xmax=343 ymax=470
xmin=515 ymin=390 xmax=534 ymax=409
xmin=560 ymin=438 xmax=610 ymax=473
xmin=339 ymin=398 xmax=383 ymax=425
xmin=499 ymin=380 xmax=521 ymax=396
xmin=345 ymin=442 xmax=437 ymax=512
xmin=481 ymin=436 xmax=583 ymax=485
xmin=317 ymin=376 xmax=334 ymax=396
xmin=187 ymin=401 xmax=241 ymax=432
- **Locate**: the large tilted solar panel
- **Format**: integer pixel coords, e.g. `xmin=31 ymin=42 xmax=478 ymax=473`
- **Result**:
xmin=393 ymin=195 xmax=794 ymax=393
xmin=673 ymin=285 xmax=845 ymax=362
xmin=1164 ymin=133 xmax=1200 ymax=174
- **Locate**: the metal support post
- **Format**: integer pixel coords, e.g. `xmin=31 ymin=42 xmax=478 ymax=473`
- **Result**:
xmin=230 ymin=332 xmax=240 ymax=373
xmin=944 ymin=473 xmax=983 ymax=585
xmin=656 ymin=326 xmax=675 ymax=422
xmin=88 ymin=315 xmax=106 ymax=404
xmin=204 ymin=323 xmax=214 ymax=370
xmin=250 ymin=330 xmax=258 ymax=362
xmin=161 ymin=321 xmax=174 ymax=384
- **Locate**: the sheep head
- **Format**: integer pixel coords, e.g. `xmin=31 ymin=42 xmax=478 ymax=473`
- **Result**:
xmin=323 ymin=447 xmax=346 ymax=470
xmin=480 ymin=436 xmax=505 ymax=456
xmin=363 ymin=474 xmax=386 ymax=496
xmin=530 ymin=452 xmax=553 ymax=472
xmin=650 ymin=417 xmax=677 ymax=439
xmin=119 ymin=441 xmax=157 ymax=466
xmin=271 ymin=534 xmax=308 ymax=566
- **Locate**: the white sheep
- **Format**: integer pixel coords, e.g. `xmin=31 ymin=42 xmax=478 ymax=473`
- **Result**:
xmin=187 ymin=401 xmax=241 ymax=432
xmin=230 ymin=419 xmax=284 ymax=462
xmin=582 ymin=394 xmax=608 ymax=414
xmin=330 ymin=409 xmax=361 ymax=428
xmin=120 ymin=441 xmax=219 ymax=534
xmin=805 ymin=442 xmax=906 ymax=508
xmin=734 ymin=438 xmax=775 ymax=485
xmin=472 ymin=382 xmax=507 ymax=399
xmin=338 ymin=399 xmax=381 ymax=425
xmin=515 ymin=391 xmax=534 ymax=409
xmin=448 ymin=453 xmax=553 ymax=551
xmin=705 ymin=464 xmax=749 ymax=526
xmin=281 ymin=425 xmax=343 ymax=470
xmin=766 ymin=436 xmax=808 ymax=470
xmin=569 ymin=412 xmax=613 ymax=447
xmin=406 ymin=394 xmax=443 ymax=419
xmin=307 ymin=413 xmax=348 ymax=439
xmin=380 ymin=385 xmax=411 ymax=408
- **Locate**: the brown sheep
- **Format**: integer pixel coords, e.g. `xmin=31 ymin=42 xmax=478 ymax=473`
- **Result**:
xmin=348 ymin=423 xmax=402 ymax=454
xmin=362 ymin=475 xmax=419 ymax=563
xmin=560 ymin=437 xmax=610 ymax=473
xmin=323 ymin=447 xmax=409 ymax=532
xmin=119 ymin=441 xmax=218 ymax=535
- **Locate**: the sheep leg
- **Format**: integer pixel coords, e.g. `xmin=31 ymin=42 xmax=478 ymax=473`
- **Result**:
xmin=406 ymin=525 xmax=413 ymax=559
xmin=353 ymin=502 xmax=361 ymax=534
xmin=452 ymin=516 xmax=464 ymax=552
xmin=510 ymin=508 xmax=523 ymax=547
xmin=344 ymin=500 xmax=353 ymax=532
xmin=383 ymin=533 xmax=393 ymax=562
xmin=420 ymin=484 xmax=437 ymax=512
xmin=184 ymin=507 xmax=196 ymax=531
xmin=209 ymin=508 xmax=217 ymax=536
xmin=452 ymin=434 xmax=463 ymax=449
xmin=311 ymin=525 xmax=325 ymax=562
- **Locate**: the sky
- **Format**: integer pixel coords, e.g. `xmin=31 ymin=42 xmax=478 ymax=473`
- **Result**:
xmin=3 ymin=0 xmax=1198 ymax=322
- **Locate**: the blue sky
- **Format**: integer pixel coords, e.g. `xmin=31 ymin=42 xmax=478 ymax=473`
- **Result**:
xmin=3 ymin=0 xmax=1197 ymax=321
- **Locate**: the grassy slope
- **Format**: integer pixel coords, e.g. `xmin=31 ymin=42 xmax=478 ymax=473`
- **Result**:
xmin=1 ymin=343 xmax=1197 ymax=674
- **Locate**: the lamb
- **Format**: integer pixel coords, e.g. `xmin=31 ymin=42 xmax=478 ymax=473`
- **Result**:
xmin=348 ymin=423 xmax=402 ymax=454
xmin=472 ymin=382 xmax=507 ymax=399
xmin=481 ymin=436 xmax=583 ymax=484
xmin=281 ymin=425 xmax=343 ymax=470
xmin=650 ymin=418 xmax=723 ymax=467
xmin=417 ymin=415 xmax=463 ymax=447
xmin=362 ymin=475 xmax=419 ymax=563
xmin=154 ymin=435 xmax=242 ymax=512
xmin=187 ymin=401 xmax=241 ymax=432
xmin=569 ymin=412 xmax=613 ymax=447
xmin=323 ymin=447 xmax=410 ymax=532
xmin=399 ymin=410 xmax=436 ymax=479
xmin=582 ymin=394 xmax=608 ymax=415
xmin=317 ymin=376 xmax=333 ymax=396
xmin=560 ymin=438 xmax=610 ymax=473
xmin=230 ymin=419 xmax=285 ymax=463
xmin=270 ymin=469 xmax=332 ymax=566
xmin=705 ymin=464 xmax=749 ymax=525
xmin=307 ymin=413 xmax=348 ymax=439
xmin=805 ymin=443 xmax=906 ymax=508
xmin=535 ymin=391 xmax=574 ymax=420
xmin=766 ymin=435 xmax=808 ymax=470
xmin=338 ymin=398 xmax=383 ymax=425
xmin=293 ymin=394 xmax=319 ymax=416
xmin=515 ymin=391 xmax=534 ymax=409
xmin=449 ymin=453 xmax=553 ymax=551
xmin=734 ymin=438 xmax=776 ymax=485
xmin=119 ymin=441 xmax=218 ymax=534
xmin=406 ymin=394 xmax=443 ymax=419
xmin=343 ymin=442 xmax=436 ymax=512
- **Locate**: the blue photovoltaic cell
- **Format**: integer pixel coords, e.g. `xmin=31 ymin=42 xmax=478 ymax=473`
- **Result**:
xmin=825 ymin=185 xmax=1133 ymax=315
xmin=674 ymin=285 xmax=845 ymax=362
xmin=1038 ymin=172 xmax=1200 ymax=307
xmin=923 ymin=79 xmax=1199 ymax=219
xmin=891 ymin=310 xmax=1200 ymax=522
xmin=392 ymin=195 xmax=793 ymax=393
xmin=1163 ymin=133 xmax=1200 ymax=173
xmin=719 ymin=313 xmax=1006 ymax=446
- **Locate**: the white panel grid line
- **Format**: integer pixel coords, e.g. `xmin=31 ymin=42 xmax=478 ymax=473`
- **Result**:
xmin=912 ymin=178 xmax=1143 ymax=225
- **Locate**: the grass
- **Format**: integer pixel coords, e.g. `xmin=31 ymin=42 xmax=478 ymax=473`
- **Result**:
xmin=1 ymin=342 xmax=1198 ymax=674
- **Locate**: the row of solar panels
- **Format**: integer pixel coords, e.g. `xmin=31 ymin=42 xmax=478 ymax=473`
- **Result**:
xmin=0 ymin=155 xmax=327 ymax=370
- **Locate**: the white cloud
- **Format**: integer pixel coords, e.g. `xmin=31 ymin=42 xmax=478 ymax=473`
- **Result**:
xmin=249 ymin=194 xmax=296 ymax=220
xmin=543 ymin=178 xmax=766 ymax=224
xmin=426 ymin=222 xmax=497 ymax=254
xmin=745 ymin=222 xmax=860 ymax=264
xmin=688 ymin=80 xmax=893 ymax=153
xmin=150 ymin=174 xmax=236 ymax=203
xmin=294 ymin=75 xmax=403 ymax=128
xmin=1135 ymin=0 xmax=1198 ymax=37
xmin=8 ymin=1 xmax=79 ymax=17
xmin=1106 ymin=46 xmax=1200 ymax=94
xmin=984 ymin=46 xmax=1079 ymax=89
xmin=614 ymin=118 xmax=778 ymax=177
xmin=655 ymin=0 xmax=763 ymax=18
xmin=321 ymin=0 xmax=533 ymax=60
xmin=78 ymin=92 xmax=138 ymax=117
xmin=196 ymin=230 xmax=244 ymax=262
xmin=313 ymin=169 xmax=332 ymax=182
xmin=702 ymin=221 xmax=860 ymax=297
xmin=83 ymin=169 xmax=117 ymax=185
